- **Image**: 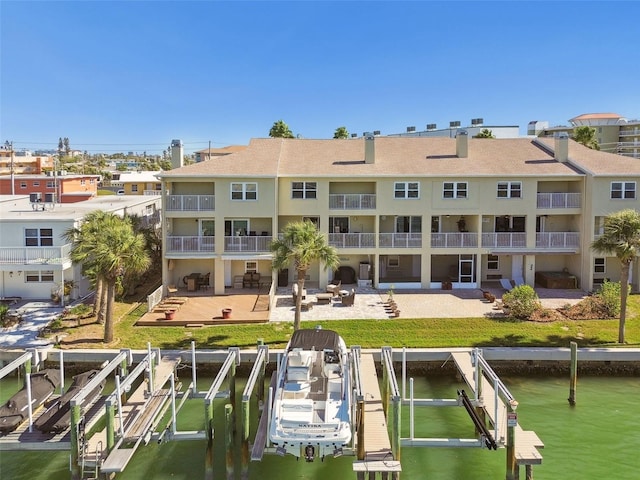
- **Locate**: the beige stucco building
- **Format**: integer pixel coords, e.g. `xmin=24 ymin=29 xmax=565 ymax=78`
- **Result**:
xmin=158 ymin=134 xmax=640 ymax=296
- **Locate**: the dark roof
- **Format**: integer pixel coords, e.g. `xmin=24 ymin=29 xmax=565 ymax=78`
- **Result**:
xmin=288 ymin=328 xmax=342 ymax=352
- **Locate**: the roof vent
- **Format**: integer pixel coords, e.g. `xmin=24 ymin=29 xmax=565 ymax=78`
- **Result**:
xmin=406 ymin=126 xmax=416 ymax=132
xmin=471 ymin=118 xmax=484 ymax=126
xmin=426 ymin=123 xmax=437 ymax=131
xmin=449 ymin=121 xmax=461 ymax=128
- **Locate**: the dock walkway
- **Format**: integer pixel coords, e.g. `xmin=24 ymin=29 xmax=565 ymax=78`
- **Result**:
xmin=85 ymin=356 xmax=179 ymax=474
xmin=353 ymin=353 xmax=401 ymax=475
xmin=451 ymin=351 xmax=543 ymax=465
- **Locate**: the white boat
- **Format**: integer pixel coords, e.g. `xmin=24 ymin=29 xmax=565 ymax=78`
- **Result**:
xmin=269 ymin=327 xmax=352 ymax=462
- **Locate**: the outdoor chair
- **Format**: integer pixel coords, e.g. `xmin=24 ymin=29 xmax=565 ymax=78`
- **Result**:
xmin=292 ymin=283 xmax=307 ymax=303
xmin=167 ymin=284 xmax=178 ymax=296
xmin=340 ymin=289 xmax=356 ymax=306
xmin=326 ymin=280 xmax=341 ymax=296
xmin=198 ymin=273 xmax=210 ymax=290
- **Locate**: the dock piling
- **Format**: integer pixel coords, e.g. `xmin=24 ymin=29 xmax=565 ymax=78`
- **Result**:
xmin=568 ymin=341 xmax=577 ymax=406
xmin=225 ymin=404 xmax=234 ymax=480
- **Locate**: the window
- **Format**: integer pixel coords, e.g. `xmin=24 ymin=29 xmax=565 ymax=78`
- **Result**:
xmin=46 ymin=181 xmax=55 ymax=188
xmin=443 ymin=182 xmax=467 ymax=199
xmin=291 ymin=181 xmax=317 ymax=199
xmin=33 ymin=181 xmax=40 ymax=187
xmin=90 ymin=178 xmax=96 ymax=184
xmin=80 ymin=179 xmax=86 ymax=186
xmin=387 ymin=255 xmax=400 ymax=268
xmin=20 ymin=182 xmax=27 ymax=189
xmin=594 ymin=258 xmax=606 ymax=274
xmin=132 ymin=184 xmax=138 ymax=192
xmin=25 ymin=228 xmax=53 ymax=246
xmin=395 ymin=216 xmax=422 ymax=233
xmin=611 ymin=182 xmax=636 ymax=199
xmin=497 ymin=181 xmax=521 ymax=198
xmin=25 ymin=270 xmax=54 ymax=282
xmin=394 ymin=182 xmax=420 ymax=199
xmin=245 ymin=261 xmax=257 ymax=273
xmin=231 ymin=182 xmax=257 ymax=200
xmin=487 ymin=255 xmax=499 ymax=270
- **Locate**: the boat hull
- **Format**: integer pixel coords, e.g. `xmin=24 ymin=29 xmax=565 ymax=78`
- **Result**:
xmin=269 ymin=328 xmax=352 ymax=461
xmin=0 ymin=369 xmax=61 ymax=434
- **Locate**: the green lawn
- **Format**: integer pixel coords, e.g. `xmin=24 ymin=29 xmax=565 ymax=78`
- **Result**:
xmin=110 ymin=295 xmax=640 ymax=350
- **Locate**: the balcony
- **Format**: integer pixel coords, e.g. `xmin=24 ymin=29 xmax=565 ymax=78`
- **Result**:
xmin=536 ymin=193 xmax=581 ymax=209
xmin=0 ymin=244 xmax=72 ymax=265
xmin=536 ymin=232 xmax=580 ymax=249
xmin=166 ymin=236 xmax=215 ymax=253
xmin=619 ymin=129 xmax=640 ymax=137
xmin=224 ymin=235 xmax=273 ymax=252
xmin=144 ymin=190 xmax=162 ymax=196
xmin=379 ymin=233 xmax=422 ymax=248
xmin=617 ymin=141 xmax=640 ymax=149
xmin=329 ymin=233 xmax=376 ymax=249
xmin=329 ymin=194 xmax=376 ymax=210
xmin=166 ymin=194 xmax=215 ymax=212
xmin=481 ymin=233 xmax=527 ymax=249
xmin=431 ymin=232 xmax=478 ymax=248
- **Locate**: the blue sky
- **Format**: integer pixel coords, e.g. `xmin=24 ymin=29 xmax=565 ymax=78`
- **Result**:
xmin=1 ymin=1 xmax=639 ymax=155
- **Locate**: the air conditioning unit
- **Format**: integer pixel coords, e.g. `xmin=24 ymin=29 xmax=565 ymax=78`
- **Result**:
xmin=407 ymin=126 xmax=416 ymax=132
xmin=427 ymin=124 xmax=437 ymax=130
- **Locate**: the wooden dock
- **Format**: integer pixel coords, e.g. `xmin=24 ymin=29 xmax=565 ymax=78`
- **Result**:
xmin=87 ymin=356 xmax=180 ymax=474
xmin=451 ymin=351 xmax=544 ymax=465
xmin=353 ymin=353 xmax=401 ymax=475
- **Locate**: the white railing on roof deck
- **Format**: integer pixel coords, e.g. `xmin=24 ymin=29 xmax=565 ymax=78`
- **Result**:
xmin=224 ymin=236 xmax=273 ymax=252
xmin=0 ymin=244 xmax=72 ymax=265
xmin=166 ymin=194 xmax=215 ymax=211
xmin=536 ymin=193 xmax=581 ymax=209
xmin=329 ymin=194 xmax=376 ymax=210
xmin=536 ymin=232 xmax=580 ymax=249
xmin=481 ymin=233 xmax=527 ymax=249
xmin=431 ymin=232 xmax=478 ymax=248
xmin=378 ymin=233 xmax=422 ymax=248
xmin=328 ymin=233 xmax=376 ymax=248
xmin=166 ymin=236 xmax=215 ymax=253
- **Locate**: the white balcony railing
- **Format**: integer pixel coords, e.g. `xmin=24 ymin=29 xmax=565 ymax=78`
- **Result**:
xmin=0 ymin=244 xmax=72 ymax=265
xmin=617 ymin=141 xmax=640 ymax=148
xmin=329 ymin=233 xmax=376 ymax=248
xmin=481 ymin=233 xmax=527 ymax=249
xmin=166 ymin=236 xmax=215 ymax=253
xmin=329 ymin=194 xmax=376 ymax=210
xmin=536 ymin=193 xmax=581 ymax=209
xmin=166 ymin=194 xmax=215 ymax=211
xmin=378 ymin=233 xmax=422 ymax=248
xmin=224 ymin=236 xmax=273 ymax=252
xmin=431 ymin=232 xmax=478 ymax=248
xmin=144 ymin=190 xmax=162 ymax=196
xmin=619 ymin=129 xmax=640 ymax=137
xmin=536 ymin=232 xmax=580 ymax=249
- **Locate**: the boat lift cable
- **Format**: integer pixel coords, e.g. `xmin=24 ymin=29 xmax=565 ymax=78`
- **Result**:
xmin=457 ymin=389 xmax=497 ymax=450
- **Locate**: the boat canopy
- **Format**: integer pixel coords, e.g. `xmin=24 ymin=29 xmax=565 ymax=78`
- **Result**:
xmin=288 ymin=329 xmax=342 ymax=353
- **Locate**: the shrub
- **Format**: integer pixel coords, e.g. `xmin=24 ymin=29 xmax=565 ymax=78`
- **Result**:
xmin=0 ymin=304 xmax=9 ymax=326
xmin=502 ymin=285 xmax=542 ymax=319
xmin=596 ymin=280 xmax=623 ymax=318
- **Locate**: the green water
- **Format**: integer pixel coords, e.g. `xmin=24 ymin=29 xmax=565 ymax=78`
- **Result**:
xmin=1 ymin=374 xmax=639 ymax=479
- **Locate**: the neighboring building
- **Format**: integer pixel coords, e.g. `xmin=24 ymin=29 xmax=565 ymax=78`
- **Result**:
xmin=0 ymin=147 xmax=54 ymax=175
xmin=157 ymin=134 xmax=640 ymax=297
xmin=386 ymin=118 xmax=520 ymax=139
xmin=110 ymin=171 xmax=162 ymax=196
xmin=194 ymin=145 xmax=248 ymax=163
xmin=534 ymin=113 xmax=640 ymax=159
xmin=0 ymin=194 xmax=162 ymax=304
xmin=0 ymin=173 xmax=100 ymax=203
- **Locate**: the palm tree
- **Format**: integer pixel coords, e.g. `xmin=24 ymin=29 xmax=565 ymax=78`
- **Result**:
xmin=591 ymin=209 xmax=640 ymax=343
xmin=66 ymin=213 xmax=151 ymax=343
xmin=269 ymin=120 xmax=294 ymax=138
xmin=270 ymin=220 xmax=339 ymax=330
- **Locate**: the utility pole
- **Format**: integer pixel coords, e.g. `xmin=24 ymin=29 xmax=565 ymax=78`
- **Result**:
xmin=4 ymin=140 xmax=15 ymax=195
